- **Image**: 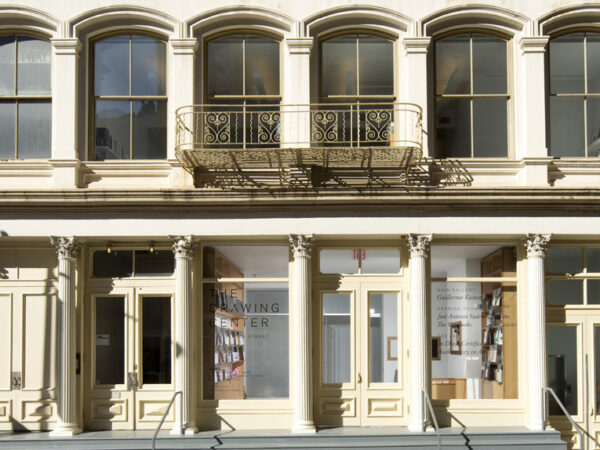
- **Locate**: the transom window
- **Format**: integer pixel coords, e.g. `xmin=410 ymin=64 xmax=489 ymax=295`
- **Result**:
xmin=0 ymin=35 xmax=51 ymax=159
xmin=93 ymin=35 xmax=167 ymax=160
xmin=435 ymin=33 xmax=509 ymax=158
xmin=549 ymin=33 xmax=600 ymax=157
xmin=546 ymin=246 xmax=600 ymax=305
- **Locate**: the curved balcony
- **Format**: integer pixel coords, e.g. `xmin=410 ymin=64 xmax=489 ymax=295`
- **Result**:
xmin=175 ymin=103 xmax=423 ymax=188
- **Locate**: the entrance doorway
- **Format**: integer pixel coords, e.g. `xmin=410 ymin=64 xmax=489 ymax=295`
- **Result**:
xmin=314 ymin=281 xmax=406 ymax=426
xmin=84 ymin=289 xmax=174 ymax=430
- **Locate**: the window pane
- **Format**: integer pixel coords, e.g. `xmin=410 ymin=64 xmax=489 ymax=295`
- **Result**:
xmin=323 ymin=293 xmax=351 ymax=383
xmin=0 ymin=101 xmax=15 ymax=158
xmin=359 ymin=36 xmax=393 ymax=96
xmin=550 ymin=34 xmax=585 ymax=94
xmin=93 ymin=250 xmax=133 ymax=277
xmin=362 ymin=249 xmax=401 ymax=274
xmin=436 ymin=97 xmax=471 ymax=158
xmin=95 ymin=297 xmax=125 ymax=385
xmin=132 ymin=99 xmax=166 ymax=159
xmin=473 ymin=35 xmax=506 ymax=94
xmin=207 ymin=36 xmax=243 ymax=97
xmin=588 ymin=248 xmax=600 ymax=272
xmin=134 ymin=250 xmax=174 ymax=276
xmin=587 ymin=280 xmax=600 ymax=304
xmin=204 ymin=245 xmax=289 ymax=278
xmin=142 ymin=297 xmax=171 ymax=384
xmin=94 ymin=36 xmax=129 ymax=96
xmin=436 ymin=35 xmax=470 ymax=95
xmin=17 ymin=37 xmax=50 ymax=95
xmin=0 ymin=36 xmax=15 ymax=95
xmin=547 ymin=280 xmax=583 ymax=305
xmin=473 ymin=98 xmax=507 ymax=157
xmin=550 ymin=96 xmax=585 ymax=157
xmin=245 ymin=36 xmax=279 ymax=96
xmin=322 ymin=36 xmax=357 ymax=97
xmin=587 ymin=35 xmax=600 ymax=93
xmin=595 ymin=326 xmax=600 ymax=414
xmin=369 ymin=293 xmax=398 ymax=383
xmin=587 ymin=97 xmax=600 ymax=157
xmin=131 ymin=36 xmax=165 ymax=96
xmin=546 ymin=247 xmax=583 ymax=274
xmin=95 ymin=100 xmax=130 ymax=160
xmin=547 ymin=326 xmax=577 ymax=415
xmin=319 ymin=249 xmax=359 ymax=274
xmin=17 ymin=101 xmax=51 ymax=158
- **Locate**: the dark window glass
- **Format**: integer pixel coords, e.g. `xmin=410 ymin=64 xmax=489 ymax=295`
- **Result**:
xmin=550 ymin=34 xmax=585 ymax=94
xmin=436 ymin=35 xmax=470 ymax=95
xmin=93 ymin=250 xmax=133 ymax=278
xmin=132 ymin=100 xmax=166 ymax=159
xmin=322 ymin=35 xmax=356 ymax=97
xmin=547 ymin=326 xmax=578 ymax=415
xmin=245 ymin=36 xmax=279 ymax=96
xmin=94 ymin=36 xmax=129 ymax=97
xmin=359 ymin=36 xmax=393 ymax=96
xmin=207 ymin=36 xmax=243 ymax=97
xmin=131 ymin=36 xmax=166 ymax=96
xmin=95 ymin=297 xmax=125 ymax=385
xmin=142 ymin=297 xmax=171 ymax=384
xmin=95 ymin=100 xmax=130 ymax=160
xmin=435 ymin=97 xmax=471 ymax=158
xmin=0 ymin=101 xmax=15 ymax=158
xmin=473 ymin=35 xmax=507 ymax=94
xmin=473 ymin=98 xmax=507 ymax=157
xmin=135 ymin=250 xmax=174 ymax=276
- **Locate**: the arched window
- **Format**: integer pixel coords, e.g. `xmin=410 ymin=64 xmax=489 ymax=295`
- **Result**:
xmin=93 ymin=34 xmax=166 ymax=160
xmin=549 ymin=33 xmax=600 ymax=157
xmin=320 ymin=34 xmax=394 ymax=102
xmin=0 ymin=35 xmax=51 ymax=159
xmin=435 ymin=33 xmax=509 ymax=158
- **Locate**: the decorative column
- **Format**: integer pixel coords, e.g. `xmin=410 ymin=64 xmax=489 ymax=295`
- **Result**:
xmin=289 ymin=234 xmax=316 ymax=433
xmin=50 ymin=237 xmax=80 ymax=436
xmin=50 ymin=38 xmax=81 ymax=188
xmin=519 ymin=37 xmax=551 ymax=186
xmin=525 ymin=233 xmax=551 ymax=430
xmin=408 ymin=234 xmax=432 ymax=432
xmin=403 ymin=38 xmax=431 ymax=157
xmin=171 ymin=236 xmax=198 ymax=434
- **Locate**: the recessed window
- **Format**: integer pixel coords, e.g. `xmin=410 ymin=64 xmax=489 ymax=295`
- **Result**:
xmin=93 ymin=35 xmax=167 ymax=160
xmin=0 ymin=35 xmax=51 ymax=159
xmin=549 ymin=33 xmax=600 ymax=157
xmin=435 ymin=34 xmax=509 ymax=158
xmin=93 ymin=249 xmax=174 ymax=278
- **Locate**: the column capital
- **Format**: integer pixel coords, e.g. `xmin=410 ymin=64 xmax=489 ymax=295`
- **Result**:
xmin=525 ymin=233 xmax=551 ymax=257
xmin=50 ymin=236 xmax=80 ymax=259
xmin=403 ymin=37 xmax=431 ymax=55
xmin=51 ymin=38 xmax=81 ymax=55
xmin=286 ymin=38 xmax=314 ymax=55
xmin=169 ymin=38 xmax=198 ymax=55
xmin=171 ymin=236 xmax=194 ymax=258
xmin=408 ymin=234 xmax=432 ymax=258
xmin=520 ymin=36 xmax=549 ymax=55
xmin=289 ymin=234 xmax=313 ymax=258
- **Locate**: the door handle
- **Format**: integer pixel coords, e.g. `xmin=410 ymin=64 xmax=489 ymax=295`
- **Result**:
xmin=357 ymin=373 xmax=362 ymax=384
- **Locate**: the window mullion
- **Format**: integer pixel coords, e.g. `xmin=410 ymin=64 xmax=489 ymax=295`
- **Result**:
xmin=14 ymin=101 xmax=18 ymax=158
xmin=129 ymin=36 xmax=133 ymax=159
xmin=469 ymin=35 xmax=475 ymax=157
xmin=584 ymin=35 xmax=589 ymax=156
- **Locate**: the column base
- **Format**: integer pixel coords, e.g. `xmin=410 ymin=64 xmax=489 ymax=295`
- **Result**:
xmin=408 ymin=422 xmax=426 ymax=432
xmin=50 ymin=423 xmax=81 ymax=437
xmin=170 ymin=422 xmax=199 ymax=435
xmin=292 ymin=421 xmax=316 ymax=434
xmin=526 ymin=422 xmax=546 ymax=431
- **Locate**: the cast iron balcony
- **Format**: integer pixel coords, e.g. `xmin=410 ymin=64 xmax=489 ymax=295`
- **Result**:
xmin=175 ymin=103 xmax=423 ymax=188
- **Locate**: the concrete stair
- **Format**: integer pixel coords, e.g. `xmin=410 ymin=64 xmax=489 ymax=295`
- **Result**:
xmin=0 ymin=427 xmax=568 ymax=450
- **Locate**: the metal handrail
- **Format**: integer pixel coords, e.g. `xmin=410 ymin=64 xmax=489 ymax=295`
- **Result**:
xmin=151 ymin=390 xmax=183 ymax=450
xmin=423 ymin=389 xmax=441 ymax=450
xmin=543 ymin=387 xmax=585 ymax=450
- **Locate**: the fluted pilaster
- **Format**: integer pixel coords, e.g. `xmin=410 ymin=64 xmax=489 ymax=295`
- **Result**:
xmin=407 ymin=234 xmax=432 ymax=432
xmin=289 ymin=234 xmax=316 ymax=433
xmin=50 ymin=236 xmax=81 ymax=436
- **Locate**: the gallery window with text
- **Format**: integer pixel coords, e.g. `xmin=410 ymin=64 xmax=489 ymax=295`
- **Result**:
xmin=202 ymin=245 xmax=289 ymax=400
xmin=435 ymin=33 xmax=509 ymax=158
xmin=93 ymin=34 xmax=167 ymax=160
xmin=430 ymin=245 xmax=518 ymax=400
xmin=0 ymin=35 xmax=51 ymax=158
xmin=549 ymin=33 xmax=600 ymax=157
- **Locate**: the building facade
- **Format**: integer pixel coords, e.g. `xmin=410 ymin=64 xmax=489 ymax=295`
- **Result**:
xmin=0 ymin=0 xmax=597 ymax=448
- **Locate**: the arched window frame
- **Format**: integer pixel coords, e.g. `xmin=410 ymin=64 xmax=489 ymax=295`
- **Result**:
xmin=0 ymin=32 xmax=52 ymax=159
xmin=90 ymin=31 xmax=168 ymax=161
xmin=433 ymin=30 xmax=512 ymax=159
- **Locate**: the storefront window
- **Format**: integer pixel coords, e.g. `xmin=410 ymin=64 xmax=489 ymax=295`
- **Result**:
xmin=319 ymin=248 xmax=401 ymax=274
xmin=202 ymin=245 xmax=289 ymax=399
xmin=546 ymin=246 xmax=600 ymax=305
xmin=92 ymin=249 xmax=174 ymax=278
xmin=431 ymin=245 xmax=518 ymax=400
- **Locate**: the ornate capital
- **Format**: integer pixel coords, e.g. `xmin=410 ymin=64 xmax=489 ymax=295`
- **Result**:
xmin=171 ymin=236 xmax=194 ymax=258
xmin=525 ymin=233 xmax=551 ymax=257
xmin=408 ymin=234 xmax=432 ymax=258
xmin=50 ymin=236 xmax=80 ymax=259
xmin=289 ymin=234 xmax=313 ymax=258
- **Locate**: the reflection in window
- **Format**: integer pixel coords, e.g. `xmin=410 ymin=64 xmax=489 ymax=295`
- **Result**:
xmin=95 ymin=297 xmax=125 ymax=385
xmin=322 ymin=293 xmax=351 ymax=384
xmin=369 ymin=293 xmax=398 ymax=383
xmin=94 ymin=35 xmax=166 ymax=160
xmin=545 ymin=246 xmax=600 ymax=305
xmin=435 ymin=34 xmax=508 ymax=158
xmin=93 ymin=249 xmax=174 ymax=278
xmin=547 ymin=325 xmax=578 ymax=415
xmin=0 ymin=36 xmax=51 ymax=158
xmin=142 ymin=297 xmax=171 ymax=384
xmin=549 ymin=33 xmax=600 ymax=157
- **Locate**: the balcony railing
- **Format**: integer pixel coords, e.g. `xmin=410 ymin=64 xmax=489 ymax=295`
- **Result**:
xmin=175 ymin=102 xmax=423 ymax=188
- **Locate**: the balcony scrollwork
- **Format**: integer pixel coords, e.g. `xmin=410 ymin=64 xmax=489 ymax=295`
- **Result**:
xmin=175 ymin=102 xmax=423 ymax=189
